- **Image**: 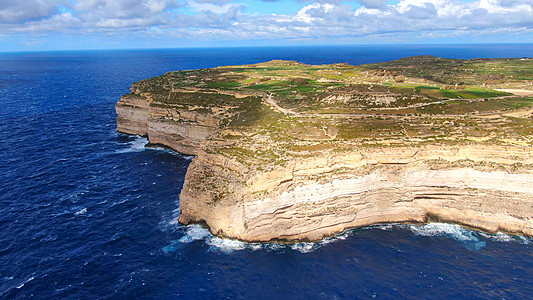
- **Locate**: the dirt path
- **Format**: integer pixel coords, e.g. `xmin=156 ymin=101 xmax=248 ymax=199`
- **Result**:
xmin=263 ymin=93 xmax=301 ymax=116
xmin=261 ymin=92 xmax=524 ymax=119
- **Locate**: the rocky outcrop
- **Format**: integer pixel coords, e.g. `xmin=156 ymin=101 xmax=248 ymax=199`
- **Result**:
xmin=116 ymin=59 xmax=533 ymax=242
xmin=116 ymin=89 xmax=220 ymax=155
xmin=178 ymin=145 xmax=533 ymax=242
xmin=145 ymin=105 xmax=219 ymax=155
xmin=115 ymin=93 xmax=151 ymax=136
xmin=117 ymin=88 xmax=533 ymax=242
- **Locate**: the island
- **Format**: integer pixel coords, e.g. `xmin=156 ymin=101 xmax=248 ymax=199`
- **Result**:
xmin=116 ymin=56 xmax=533 ymax=242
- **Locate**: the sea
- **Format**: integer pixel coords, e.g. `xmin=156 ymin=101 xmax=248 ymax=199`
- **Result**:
xmin=1 ymin=44 xmax=532 ymax=299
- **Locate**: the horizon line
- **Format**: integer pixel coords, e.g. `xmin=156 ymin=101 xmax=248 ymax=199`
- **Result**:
xmin=1 ymin=42 xmax=533 ymax=55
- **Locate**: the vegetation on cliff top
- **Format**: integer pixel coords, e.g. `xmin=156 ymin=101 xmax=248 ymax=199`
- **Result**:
xmin=127 ymin=56 xmax=533 ymax=169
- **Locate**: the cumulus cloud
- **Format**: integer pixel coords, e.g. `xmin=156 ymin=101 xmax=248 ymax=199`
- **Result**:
xmin=187 ymin=1 xmax=243 ymax=14
xmin=402 ymin=3 xmax=437 ymax=20
xmin=357 ymin=0 xmax=387 ymax=9
xmin=0 ymin=0 xmax=68 ymax=23
xmin=74 ymin=0 xmax=180 ymax=19
xmin=0 ymin=0 xmax=532 ymax=43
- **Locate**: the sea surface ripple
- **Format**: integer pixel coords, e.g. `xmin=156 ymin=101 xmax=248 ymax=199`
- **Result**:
xmin=1 ymin=45 xmax=532 ymax=299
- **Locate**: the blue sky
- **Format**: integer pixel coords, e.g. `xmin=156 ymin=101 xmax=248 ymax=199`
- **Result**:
xmin=0 ymin=0 xmax=532 ymax=51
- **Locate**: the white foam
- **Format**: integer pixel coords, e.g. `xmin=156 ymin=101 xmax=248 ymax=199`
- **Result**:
xmin=167 ymin=216 xmax=179 ymax=227
xmin=411 ymin=223 xmax=533 ymax=246
xmin=265 ymin=243 xmax=284 ymax=252
xmin=116 ymin=136 xmax=196 ymax=161
xmin=409 ymin=223 xmax=474 ymax=240
xmin=249 ymin=243 xmax=263 ymax=251
xmin=160 ymin=208 xmax=182 ymax=230
xmin=206 ymin=237 xmax=247 ymax=253
xmin=517 ymin=235 xmax=531 ymax=245
xmin=116 ymin=136 xmax=148 ymax=153
xmin=161 ymin=222 xmax=360 ymax=254
xmin=162 ymin=224 xmax=264 ymax=253
xmin=290 ymin=243 xmax=315 ymax=253
xmin=480 ymin=231 xmax=532 ymax=244
xmin=74 ymin=208 xmax=87 ymax=216
xmin=179 ymin=225 xmax=261 ymax=253
xmin=376 ymin=224 xmax=395 ymax=231
xmin=165 ymin=222 xmax=533 ymax=255
xmin=204 ymin=228 xmax=354 ymax=254
xmin=144 ymin=144 xmax=194 ymax=160
xmin=408 ymin=223 xmax=486 ymax=250
xmin=178 ymin=224 xmax=211 ymax=243
xmin=493 ymin=232 xmax=513 ymax=242
xmin=479 ymin=231 xmax=514 ymax=243
xmin=16 ymin=276 xmax=35 ymax=289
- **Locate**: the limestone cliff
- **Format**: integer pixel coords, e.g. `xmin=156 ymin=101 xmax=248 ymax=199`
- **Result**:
xmin=179 ymin=146 xmax=533 ymax=241
xmin=116 ymin=84 xmax=223 ymax=155
xmin=116 ymin=57 xmax=533 ymax=242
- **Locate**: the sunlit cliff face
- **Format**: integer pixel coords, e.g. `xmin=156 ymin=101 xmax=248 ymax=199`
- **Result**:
xmin=116 ymin=57 xmax=533 ymax=242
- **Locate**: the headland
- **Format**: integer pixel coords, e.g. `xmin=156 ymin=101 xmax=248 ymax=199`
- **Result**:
xmin=116 ymin=56 xmax=533 ymax=242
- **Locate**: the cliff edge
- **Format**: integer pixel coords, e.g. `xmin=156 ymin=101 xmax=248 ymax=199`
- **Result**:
xmin=116 ymin=56 xmax=533 ymax=242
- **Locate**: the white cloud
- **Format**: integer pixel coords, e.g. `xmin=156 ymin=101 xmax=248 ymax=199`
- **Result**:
xmin=0 ymin=0 xmax=532 ymax=43
xmin=0 ymin=0 xmax=68 ymax=23
xmin=74 ymin=0 xmax=180 ymax=19
xmin=187 ymin=1 xmax=243 ymax=14
xmin=357 ymin=0 xmax=387 ymax=9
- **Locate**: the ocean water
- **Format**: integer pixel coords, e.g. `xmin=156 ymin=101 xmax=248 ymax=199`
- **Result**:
xmin=1 ymin=45 xmax=532 ymax=299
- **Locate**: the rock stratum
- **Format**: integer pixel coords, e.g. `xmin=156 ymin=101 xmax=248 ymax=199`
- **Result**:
xmin=116 ymin=56 xmax=533 ymax=242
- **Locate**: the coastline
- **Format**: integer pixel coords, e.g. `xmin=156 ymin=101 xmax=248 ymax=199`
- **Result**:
xmin=116 ymin=57 xmax=533 ymax=242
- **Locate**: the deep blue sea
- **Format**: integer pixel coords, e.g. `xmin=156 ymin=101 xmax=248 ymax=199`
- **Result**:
xmin=1 ymin=45 xmax=533 ymax=299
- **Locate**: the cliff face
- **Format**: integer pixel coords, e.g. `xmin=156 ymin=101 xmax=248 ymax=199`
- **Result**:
xmin=116 ymin=93 xmax=151 ymax=136
xmin=116 ymin=88 xmax=221 ymax=155
xmin=116 ymin=58 xmax=533 ymax=242
xmin=178 ymin=145 xmax=533 ymax=241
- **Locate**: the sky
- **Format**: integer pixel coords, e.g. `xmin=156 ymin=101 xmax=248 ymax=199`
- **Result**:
xmin=0 ymin=0 xmax=532 ymax=51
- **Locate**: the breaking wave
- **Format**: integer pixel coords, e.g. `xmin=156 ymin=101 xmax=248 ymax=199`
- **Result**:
xmin=406 ymin=223 xmax=486 ymax=250
xmin=115 ymin=136 xmax=148 ymax=153
xmin=145 ymin=145 xmax=194 ymax=159
xmin=377 ymin=223 xmax=532 ymax=249
xmin=115 ymin=135 xmax=195 ymax=161
xmin=163 ymin=223 xmax=352 ymax=254
xmin=162 ymin=224 xmax=264 ymax=254
xmin=163 ymin=222 xmax=531 ymax=254
xmin=74 ymin=207 xmax=87 ymax=216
